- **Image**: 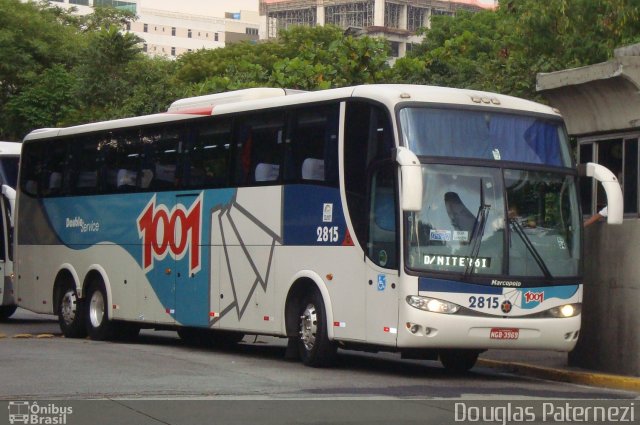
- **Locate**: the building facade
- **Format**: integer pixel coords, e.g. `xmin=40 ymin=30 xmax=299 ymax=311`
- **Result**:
xmin=260 ymin=0 xmax=495 ymax=58
xmin=47 ymin=0 xmax=263 ymax=58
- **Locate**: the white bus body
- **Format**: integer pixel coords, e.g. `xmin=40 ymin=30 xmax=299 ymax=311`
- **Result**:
xmin=14 ymin=86 xmax=622 ymax=370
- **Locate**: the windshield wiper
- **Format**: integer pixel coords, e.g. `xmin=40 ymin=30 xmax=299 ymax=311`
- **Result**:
xmin=509 ymin=218 xmax=552 ymax=279
xmin=463 ymin=179 xmax=491 ymax=277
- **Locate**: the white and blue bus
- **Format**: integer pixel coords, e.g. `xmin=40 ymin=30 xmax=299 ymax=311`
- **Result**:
xmin=14 ymin=85 xmax=622 ymax=370
xmin=0 ymin=141 xmax=21 ymax=320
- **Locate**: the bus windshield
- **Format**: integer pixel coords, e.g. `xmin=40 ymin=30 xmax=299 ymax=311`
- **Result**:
xmin=405 ymin=165 xmax=581 ymax=279
xmin=399 ymin=107 xmax=572 ymax=167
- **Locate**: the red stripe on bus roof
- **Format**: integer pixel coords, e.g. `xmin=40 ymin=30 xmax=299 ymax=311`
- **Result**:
xmin=166 ymin=106 xmax=214 ymax=116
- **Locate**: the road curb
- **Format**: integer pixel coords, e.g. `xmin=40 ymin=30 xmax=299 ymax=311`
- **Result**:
xmin=477 ymin=358 xmax=640 ymax=392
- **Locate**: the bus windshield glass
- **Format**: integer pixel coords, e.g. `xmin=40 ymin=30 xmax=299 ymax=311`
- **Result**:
xmin=406 ymin=165 xmax=581 ymax=279
xmin=399 ymin=107 xmax=572 ymax=167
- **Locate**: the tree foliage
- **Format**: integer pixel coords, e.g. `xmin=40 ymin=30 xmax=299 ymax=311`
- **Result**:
xmin=176 ymin=25 xmax=389 ymax=94
xmin=2 ymin=0 xmax=640 ymax=140
xmin=398 ymin=0 xmax=640 ymax=99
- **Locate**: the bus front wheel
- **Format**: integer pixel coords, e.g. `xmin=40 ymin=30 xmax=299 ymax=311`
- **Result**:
xmin=85 ymin=280 xmax=114 ymax=341
xmin=297 ymin=289 xmax=336 ymax=367
xmin=439 ymin=349 xmax=479 ymax=373
xmin=57 ymin=285 xmax=86 ymax=338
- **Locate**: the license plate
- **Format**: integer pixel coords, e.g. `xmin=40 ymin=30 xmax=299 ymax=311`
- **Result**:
xmin=490 ymin=328 xmax=519 ymax=340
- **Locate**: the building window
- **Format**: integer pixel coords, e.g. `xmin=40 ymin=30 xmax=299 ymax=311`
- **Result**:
xmin=172 ymin=27 xmax=176 ymax=36
xmin=143 ymin=23 xmax=148 ymax=32
xmin=171 ymin=47 xmax=176 ymax=56
xmin=188 ymin=29 xmax=192 ymax=38
xmin=389 ymin=41 xmax=400 ymax=57
xmin=579 ymin=138 xmax=639 ymax=215
xmin=246 ymin=28 xmax=258 ymax=36
xmin=142 ymin=43 xmax=147 ymax=52
xmin=215 ymin=33 xmax=219 ymax=41
xmin=385 ymin=2 xmax=402 ymax=29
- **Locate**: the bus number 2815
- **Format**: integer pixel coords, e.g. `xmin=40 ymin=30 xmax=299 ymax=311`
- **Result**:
xmin=316 ymin=226 xmax=339 ymax=243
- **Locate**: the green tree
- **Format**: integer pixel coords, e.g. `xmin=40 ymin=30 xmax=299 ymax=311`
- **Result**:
xmin=67 ymin=24 xmax=147 ymax=122
xmin=4 ymin=65 xmax=77 ymax=136
xmin=176 ymin=25 xmax=389 ymax=94
xmin=394 ymin=0 xmax=640 ymax=100
xmin=392 ymin=10 xmax=501 ymax=89
xmin=0 ymin=0 xmax=82 ymax=138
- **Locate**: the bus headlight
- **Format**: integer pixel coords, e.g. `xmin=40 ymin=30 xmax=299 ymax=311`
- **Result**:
xmin=406 ymin=295 xmax=461 ymax=314
xmin=548 ymin=303 xmax=581 ymax=318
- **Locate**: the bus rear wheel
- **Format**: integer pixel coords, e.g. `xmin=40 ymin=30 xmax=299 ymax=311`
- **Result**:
xmin=0 ymin=305 xmax=17 ymax=321
xmin=439 ymin=349 xmax=479 ymax=373
xmin=57 ymin=285 xmax=86 ymax=338
xmin=297 ymin=289 xmax=336 ymax=367
xmin=85 ymin=281 xmax=114 ymax=341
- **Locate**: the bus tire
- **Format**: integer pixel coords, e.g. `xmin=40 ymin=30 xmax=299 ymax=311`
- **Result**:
xmin=439 ymin=349 xmax=479 ymax=373
xmin=0 ymin=305 xmax=17 ymax=321
xmin=297 ymin=288 xmax=336 ymax=367
xmin=85 ymin=280 xmax=114 ymax=341
xmin=57 ymin=284 xmax=87 ymax=338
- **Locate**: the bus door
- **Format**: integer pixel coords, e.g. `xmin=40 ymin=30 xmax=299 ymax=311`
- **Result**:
xmin=172 ymin=192 xmax=210 ymax=328
xmin=365 ymin=165 xmax=399 ymax=345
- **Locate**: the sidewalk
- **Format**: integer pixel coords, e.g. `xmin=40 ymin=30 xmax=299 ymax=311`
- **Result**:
xmin=478 ymin=350 xmax=640 ymax=393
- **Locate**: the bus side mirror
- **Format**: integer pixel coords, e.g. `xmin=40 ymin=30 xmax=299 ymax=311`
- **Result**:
xmin=395 ymin=147 xmax=423 ymax=212
xmin=578 ymin=162 xmax=623 ymax=224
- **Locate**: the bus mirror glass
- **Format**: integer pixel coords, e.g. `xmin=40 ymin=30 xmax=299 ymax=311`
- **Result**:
xmin=579 ymin=162 xmax=623 ymax=224
xmin=395 ymin=147 xmax=423 ymax=212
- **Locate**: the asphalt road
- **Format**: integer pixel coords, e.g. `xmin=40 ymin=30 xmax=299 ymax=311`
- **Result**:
xmin=1 ymin=309 xmax=638 ymax=425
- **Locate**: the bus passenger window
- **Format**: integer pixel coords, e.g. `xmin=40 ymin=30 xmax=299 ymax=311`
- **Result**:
xmin=285 ymin=104 xmax=339 ymax=186
xmin=108 ymin=131 xmax=143 ymax=192
xmin=234 ymin=112 xmax=284 ymax=186
xmin=71 ymin=138 xmax=100 ymax=194
xmin=185 ymin=119 xmax=231 ymax=188
xmin=143 ymin=127 xmax=182 ymax=190
xmin=41 ymin=141 xmax=69 ymax=196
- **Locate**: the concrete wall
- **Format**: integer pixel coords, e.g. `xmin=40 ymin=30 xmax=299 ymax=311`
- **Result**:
xmin=538 ymin=44 xmax=640 ymax=377
xmin=570 ymin=221 xmax=640 ymax=376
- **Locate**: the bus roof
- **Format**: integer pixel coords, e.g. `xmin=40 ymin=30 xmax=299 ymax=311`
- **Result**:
xmin=23 ymin=85 xmax=561 ymax=141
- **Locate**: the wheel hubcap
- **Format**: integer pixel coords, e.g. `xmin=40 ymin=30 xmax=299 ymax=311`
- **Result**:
xmin=89 ymin=290 xmax=105 ymax=328
xmin=60 ymin=290 xmax=77 ymax=325
xmin=300 ymin=303 xmax=318 ymax=351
